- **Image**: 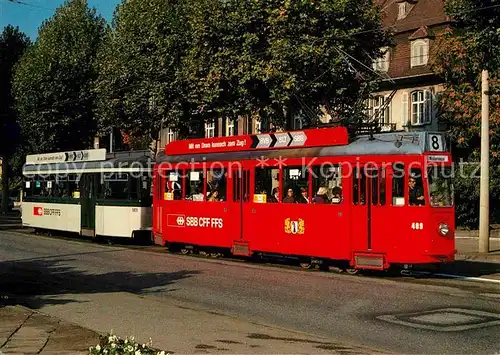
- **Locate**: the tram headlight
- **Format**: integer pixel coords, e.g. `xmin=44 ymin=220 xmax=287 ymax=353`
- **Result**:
xmin=438 ymin=223 xmax=450 ymax=236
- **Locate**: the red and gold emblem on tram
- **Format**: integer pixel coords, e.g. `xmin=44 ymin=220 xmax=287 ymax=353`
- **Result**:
xmin=284 ymin=218 xmax=305 ymax=235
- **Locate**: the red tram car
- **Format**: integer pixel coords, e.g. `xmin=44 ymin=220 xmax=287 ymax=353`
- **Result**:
xmin=152 ymin=127 xmax=455 ymax=272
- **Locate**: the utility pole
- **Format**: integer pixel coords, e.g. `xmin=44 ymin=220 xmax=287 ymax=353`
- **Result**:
xmin=479 ymin=69 xmax=490 ymax=253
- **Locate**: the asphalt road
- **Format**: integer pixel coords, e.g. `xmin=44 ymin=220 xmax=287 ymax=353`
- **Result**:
xmin=1 ymin=230 xmax=499 ymax=354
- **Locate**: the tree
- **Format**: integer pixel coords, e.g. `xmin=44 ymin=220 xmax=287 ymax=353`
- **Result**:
xmin=96 ymin=0 xmax=391 ymax=142
xmin=0 ymin=25 xmax=30 ymax=213
xmin=430 ymin=0 xmax=500 ymax=227
xmin=431 ymin=31 xmax=500 ymax=162
xmin=181 ymin=0 xmax=392 ymax=130
xmin=94 ymin=0 xmax=193 ymax=151
xmin=13 ymin=0 xmax=106 ymax=155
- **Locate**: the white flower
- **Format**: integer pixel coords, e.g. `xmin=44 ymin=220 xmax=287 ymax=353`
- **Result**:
xmin=135 ymin=350 xmax=142 ymax=355
xmin=111 ymin=343 xmax=116 ymax=348
xmin=125 ymin=338 xmax=128 ymax=344
xmin=158 ymin=351 xmax=166 ymax=355
xmin=96 ymin=345 xmax=101 ymax=351
xmin=127 ymin=345 xmax=134 ymax=352
xmin=142 ymin=344 xmax=146 ymax=348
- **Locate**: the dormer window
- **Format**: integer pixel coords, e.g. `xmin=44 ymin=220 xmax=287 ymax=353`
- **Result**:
xmin=411 ymin=39 xmax=429 ymax=67
xmin=398 ymin=2 xmax=407 ymax=19
xmin=373 ymin=47 xmax=390 ymax=72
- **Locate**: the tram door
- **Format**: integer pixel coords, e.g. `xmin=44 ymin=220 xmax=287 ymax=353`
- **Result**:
xmin=351 ymin=165 xmax=388 ymax=253
xmin=230 ymin=167 xmax=251 ymax=255
xmin=80 ymin=173 xmax=98 ymax=237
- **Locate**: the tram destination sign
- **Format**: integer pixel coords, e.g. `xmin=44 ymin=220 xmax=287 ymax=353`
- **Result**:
xmin=25 ymin=149 xmax=107 ymax=165
xmin=165 ymin=127 xmax=349 ymax=155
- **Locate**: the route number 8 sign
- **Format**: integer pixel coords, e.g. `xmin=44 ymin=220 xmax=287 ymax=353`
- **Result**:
xmin=428 ymin=134 xmax=444 ymax=152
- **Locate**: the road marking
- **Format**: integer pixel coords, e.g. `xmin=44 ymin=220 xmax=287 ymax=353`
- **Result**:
xmin=378 ymin=308 xmax=500 ymax=332
xmin=407 ymin=270 xmax=500 ymax=284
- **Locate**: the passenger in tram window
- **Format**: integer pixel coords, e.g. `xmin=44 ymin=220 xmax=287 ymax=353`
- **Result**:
xmin=208 ymin=190 xmax=219 ymax=202
xmin=408 ymin=175 xmax=425 ymax=206
xmin=268 ymin=187 xmax=279 ymax=203
xmin=283 ymin=188 xmax=296 ymax=203
xmin=331 ymin=186 xmax=342 ymax=204
xmin=297 ymin=187 xmax=309 ymax=203
xmin=312 ymin=187 xmax=329 ymax=204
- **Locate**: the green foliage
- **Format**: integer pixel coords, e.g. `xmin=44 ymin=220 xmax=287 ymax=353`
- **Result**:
xmin=0 ymin=25 xmax=31 ymax=157
xmin=431 ymin=31 xmax=500 ymax=163
xmin=0 ymin=25 xmax=31 ymax=213
xmin=94 ymin=0 xmax=392 ymax=140
xmin=431 ymin=1 xmax=500 ymax=227
xmin=12 ymin=0 xmax=106 ymax=154
xmin=444 ymin=0 xmax=500 ymax=70
xmin=453 ymin=163 xmax=500 ymax=229
xmin=94 ymin=0 xmax=192 ymax=143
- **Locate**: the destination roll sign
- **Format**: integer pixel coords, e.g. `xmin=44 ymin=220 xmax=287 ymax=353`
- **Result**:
xmin=25 ymin=149 xmax=107 ymax=165
xmin=165 ymin=127 xmax=349 ymax=155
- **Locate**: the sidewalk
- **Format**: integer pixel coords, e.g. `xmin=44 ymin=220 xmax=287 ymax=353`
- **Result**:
xmin=0 ymin=213 xmax=22 ymax=231
xmin=0 ymin=305 xmax=99 ymax=355
xmin=455 ymin=232 xmax=500 ymax=263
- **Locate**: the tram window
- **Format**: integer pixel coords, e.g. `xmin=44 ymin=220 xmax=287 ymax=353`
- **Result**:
xmin=185 ymin=169 xmax=205 ymax=201
xmin=312 ymin=165 xmax=342 ymax=204
xmin=353 ymin=168 xmax=359 ymax=205
xmin=380 ymin=168 xmax=386 ymax=206
xmin=254 ymin=167 xmax=279 ymax=203
xmin=164 ymin=170 xmax=183 ymax=201
xmin=409 ymin=168 xmax=425 ymax=206
xmin=392 ymin=163 xmax=405 ymax=206
xmin=371 ymin=168 xmax=379 ymax=205
xmin=353 ymin=167 xmax=366 ymax=205
xmin=232 ymin=169 xmax=241 ymax=202
xmin=100 ymin=173 xmax=129 ymax=199
xmin=282 ymin=166 xmax=308 ymax=203
xmin=207 ymin=168 xmax=226 ymax=202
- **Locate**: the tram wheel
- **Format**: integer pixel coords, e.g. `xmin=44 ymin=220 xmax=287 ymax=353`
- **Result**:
xmin=300 ymin=262 xmax=313 ymax=269
xmin=345 ymin=268 xmax=359 ymax=275
xmin=210 ymin=252 xmax=222 ymax=258
xmin=180 ymin=248 xmax=190 ymax=255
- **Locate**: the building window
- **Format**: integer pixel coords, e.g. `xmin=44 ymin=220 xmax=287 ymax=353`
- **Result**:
xmin=373 ymin=47 xmax=390 ymax=72
xmin=226 ymin=119 xmax=235 ymax=136
xmin=411 ymin=90 xmax=431 ymax=125
xmin=411 ymin=39 xmax=429 ymax=67
xmin=293 ymin=116 xmax=304 ymax=130
xmin=255 ymin=119 xmax=261 ymax=134
xmin=167 ymin=129 xmax=176 ymax=144
xmin=397 ymin=2 xmax=407 ymax=19
xmin=205 ymin=122 xmax=215 ymax=138
xmin=367 ymin=95 xmax=390 ymax=125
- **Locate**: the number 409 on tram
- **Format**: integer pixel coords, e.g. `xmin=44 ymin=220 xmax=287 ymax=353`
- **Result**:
xmin=153 ymin=127 xmax=455 ymax=272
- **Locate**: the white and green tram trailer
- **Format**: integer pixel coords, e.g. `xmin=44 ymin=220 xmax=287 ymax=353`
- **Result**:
xmin=21 ymin=148 xmax=153 ymax=241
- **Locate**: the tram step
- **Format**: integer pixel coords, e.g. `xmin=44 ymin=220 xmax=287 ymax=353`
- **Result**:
xmin=232 ymin=241 xmax=251 ymax=256
xmin=353 ymin=253 xmax=385 ymax=270
xmin=81 ymin=228 xmax=95 ymax=237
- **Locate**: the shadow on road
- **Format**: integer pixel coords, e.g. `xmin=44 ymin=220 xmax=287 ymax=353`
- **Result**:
xmin=0 ymin=255 xmax=200 ymax=309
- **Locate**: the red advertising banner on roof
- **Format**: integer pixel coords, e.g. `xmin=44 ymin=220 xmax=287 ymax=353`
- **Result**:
xmin=165 ymin=126 xmax=349 ymax=155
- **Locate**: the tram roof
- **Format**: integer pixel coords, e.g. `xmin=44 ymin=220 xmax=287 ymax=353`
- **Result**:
xmin=23 ymin=152 xmax=153 ymax=175
xmin=157 ymin=131 xmax=449 ymax=164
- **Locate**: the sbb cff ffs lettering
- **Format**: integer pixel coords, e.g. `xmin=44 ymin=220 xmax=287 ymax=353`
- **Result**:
xmin=185 ymin=217 xmax=223 ymax=228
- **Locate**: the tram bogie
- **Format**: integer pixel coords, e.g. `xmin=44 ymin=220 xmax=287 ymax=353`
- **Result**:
xmin=153 ymin=127 xmax=455 ymax=271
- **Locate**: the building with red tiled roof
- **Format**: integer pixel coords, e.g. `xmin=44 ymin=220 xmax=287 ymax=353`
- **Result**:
xmin=367 ymin=0 xmax=452 ymax=132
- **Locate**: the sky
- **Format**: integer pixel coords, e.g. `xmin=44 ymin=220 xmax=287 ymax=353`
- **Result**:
xmin=0 ymin=0 xmax=122 ymax=40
